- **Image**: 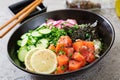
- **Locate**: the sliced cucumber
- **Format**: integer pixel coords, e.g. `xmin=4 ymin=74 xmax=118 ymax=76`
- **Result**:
xmin=27 ymin=45 xmax=36 ymax=51
xmin=17 ymin=40 xmax=22 ymax=46
xmin=14 ymin=59 xmax=21 ymax=66
xmin=18 ymin=46 xmax=28 ymax=62
xmin=21 ymin=37 xmax=28 ymax=46
xmin=36 ymin=38 xmax=48 ymax=48
xmin=39 ymin=29 xmax=51 ymax=34
xmin=27 ymin=36 xmax=36 ymax=45
xmin=31 ymin=31 xmax=42 ymax=37
xmin=21 ymin=34 xmax=27 ymax=39
xmin=21 ymin=33 xmax=31 ymax=39
xmin=36 ymin=23 xmax=47 ymax=30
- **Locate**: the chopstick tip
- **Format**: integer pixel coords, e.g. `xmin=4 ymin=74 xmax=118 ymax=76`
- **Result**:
xmin=0 ymin=27 xmax=2 ymax=30
xmin=0 ymin=34 xmax=3 ymax=38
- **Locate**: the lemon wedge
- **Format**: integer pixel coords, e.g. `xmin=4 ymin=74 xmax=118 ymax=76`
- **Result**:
xmin=25 ymin=48 xmax=40 ymax=72
xmin=30 ymin=49 xmax=57 ymax=74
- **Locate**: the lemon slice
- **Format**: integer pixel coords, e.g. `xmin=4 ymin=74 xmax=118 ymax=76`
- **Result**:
xmin=30 ymin=49 xmax=57 ymax=74
xmin=25 ymin=48 xmax=40 ymax=72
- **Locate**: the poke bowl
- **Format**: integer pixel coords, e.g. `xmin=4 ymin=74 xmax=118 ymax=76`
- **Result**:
xmin=7 ymin=9 xmax=115 ymax=79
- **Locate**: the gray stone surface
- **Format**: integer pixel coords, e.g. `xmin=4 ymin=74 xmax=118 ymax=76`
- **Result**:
xmin=0 ymin=0 xmax=119 ymax=80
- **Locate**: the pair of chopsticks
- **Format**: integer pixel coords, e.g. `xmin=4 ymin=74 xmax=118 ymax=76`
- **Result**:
xmin=0 ymin=0 xmax=42 ymax=38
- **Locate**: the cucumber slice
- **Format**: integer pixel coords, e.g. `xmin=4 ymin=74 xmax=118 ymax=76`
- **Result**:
xmin=39 ymin=29 xmax=51 ymax=34
xmin=18 ymin=46 xmax=28 ymax=62
xmin=27 ymin=36 xmax=36 ymax=45
xmin=14 ymin=59 xmax=21 ymax=66
xmin=21 ymin=37 xmax=28 ymax=46
xmin=31 ymin=31 xmax=42 ymax=37
xmin=36 ymin=23 xmax=47 ymax=30
xmin=21 ymin=33 xmax=31 ymax=39
xmin=21 ymin=34 xmax=27 ymax=39
xmin=36 ymin=38 xmax=48 ymax=48
xmin=27 ymin=45 xmax=36 ymax=51
xmin=17 ymin=40 xmax=22 ymax=46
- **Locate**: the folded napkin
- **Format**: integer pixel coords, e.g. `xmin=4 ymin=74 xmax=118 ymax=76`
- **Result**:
xmin=8 ymin=0 xmax=47 ymax=22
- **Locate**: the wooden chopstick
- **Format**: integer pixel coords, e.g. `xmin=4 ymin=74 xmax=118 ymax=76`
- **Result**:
xmin=0 ymin=0 xmax=37 ymax=30
xmin=0 ymin=0 xmax=42 ymax=38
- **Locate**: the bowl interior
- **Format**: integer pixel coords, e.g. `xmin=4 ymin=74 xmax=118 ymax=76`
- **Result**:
xmin=8 ymin=9 xmax=115 ymax=75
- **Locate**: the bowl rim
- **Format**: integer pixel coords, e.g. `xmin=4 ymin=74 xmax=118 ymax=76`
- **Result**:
xmin=7 ymin=9 xmax=115 ymax=76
